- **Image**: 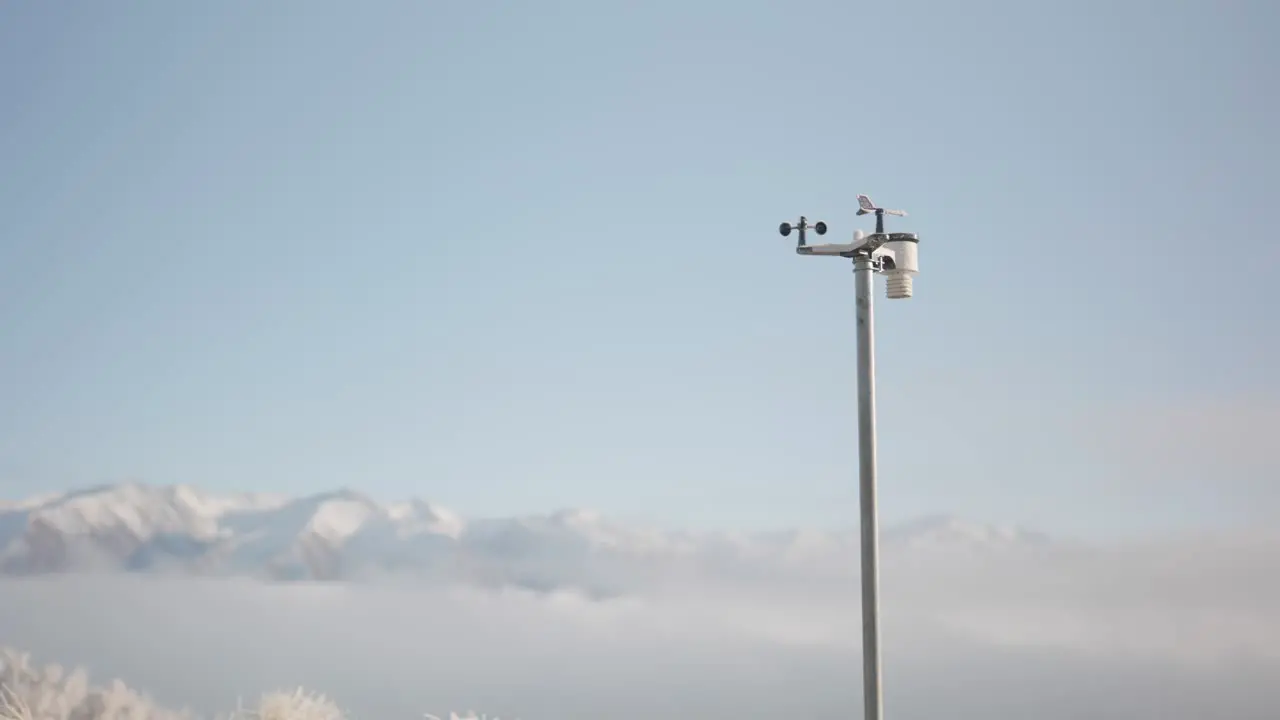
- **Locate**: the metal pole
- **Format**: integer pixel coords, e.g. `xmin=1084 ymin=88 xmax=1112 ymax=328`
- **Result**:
xmin=853 ymin=252 xmax=883 ymax=720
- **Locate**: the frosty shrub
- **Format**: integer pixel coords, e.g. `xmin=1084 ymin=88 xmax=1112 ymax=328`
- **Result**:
xmin=0 ymin=648 xmax=349 ymax=720
xmin=0 ymin=647 xmax=520 ymax=720
xmin=221 ymin=689 xmax=347 ymax=720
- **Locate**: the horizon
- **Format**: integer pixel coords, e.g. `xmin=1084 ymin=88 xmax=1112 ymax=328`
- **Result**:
xmin=0 ymin=478 xmax=1050 ymax=534
xmin=3 ymin=479 xmax=1265 ymax=550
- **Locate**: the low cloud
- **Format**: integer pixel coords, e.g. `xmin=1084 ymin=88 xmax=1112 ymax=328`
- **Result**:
xmin=1 ymin=530 xmax=1277 ymax=720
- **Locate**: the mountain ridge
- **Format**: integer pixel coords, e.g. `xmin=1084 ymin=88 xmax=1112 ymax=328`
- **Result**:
xmin=0 ymin=482 xmax=1051 ymax=591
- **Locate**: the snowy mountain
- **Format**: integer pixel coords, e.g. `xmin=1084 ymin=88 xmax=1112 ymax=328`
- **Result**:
xmin=882 ymin=513 xmax=1052 ymax=551
xmin=0 ymin=483 xmax=1051 ymax=592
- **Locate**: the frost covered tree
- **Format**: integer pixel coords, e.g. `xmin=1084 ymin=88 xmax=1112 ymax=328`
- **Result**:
xmin=0 ymin=647 xmax=192 ymax=720
xmin=0 ymin=646 xmax=515 ymax=720
xmin=0 ymin=648 xmax=349 ymax=720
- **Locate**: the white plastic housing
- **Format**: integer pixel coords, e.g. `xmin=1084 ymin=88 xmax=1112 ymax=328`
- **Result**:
xmin=880 ymin=238 xmax=919 ymax=300
xmin=794 ymin=229 xmax=873 ymax=257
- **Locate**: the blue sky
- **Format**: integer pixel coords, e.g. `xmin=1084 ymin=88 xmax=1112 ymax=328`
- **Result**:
xmin=1 ymin=1 xmax=1276 ymax=538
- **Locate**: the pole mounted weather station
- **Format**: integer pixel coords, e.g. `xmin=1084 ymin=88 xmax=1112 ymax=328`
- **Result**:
xmin=779 ymin=194 xmax=919 ymax=720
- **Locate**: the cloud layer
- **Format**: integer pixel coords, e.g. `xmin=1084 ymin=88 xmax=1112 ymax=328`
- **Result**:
xmin=2 ymin=525 xmax=1277 ymax=720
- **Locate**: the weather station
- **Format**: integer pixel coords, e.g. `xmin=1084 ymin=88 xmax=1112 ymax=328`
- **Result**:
xmin=778 ymin=194 xmax=920 ymax=720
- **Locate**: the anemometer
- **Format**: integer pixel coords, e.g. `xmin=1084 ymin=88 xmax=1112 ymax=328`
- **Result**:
xmin=780 ymin=194 xmax=920 ymax=299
